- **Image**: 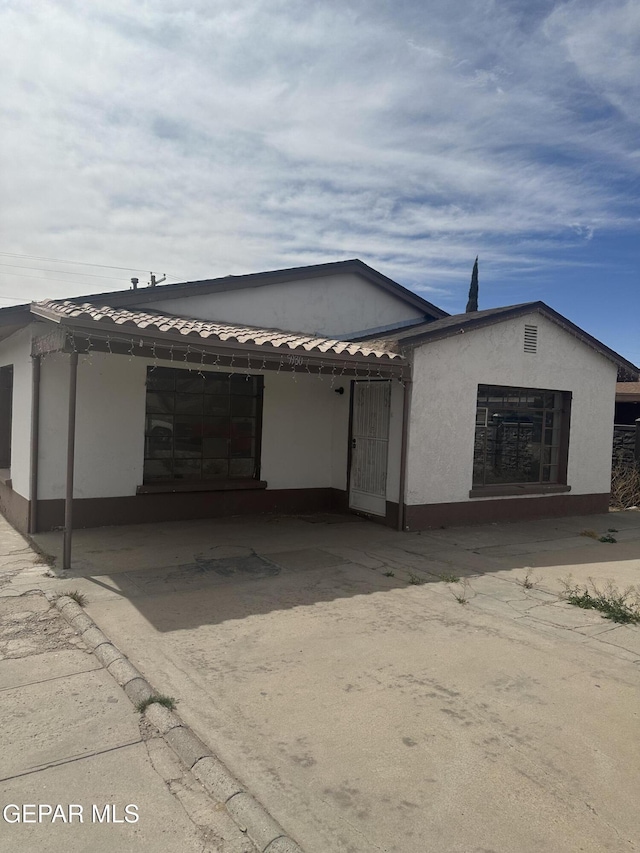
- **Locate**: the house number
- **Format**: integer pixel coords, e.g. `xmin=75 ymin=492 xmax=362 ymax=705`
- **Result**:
xmin=286 ymin=354 xmax=306 ymax=366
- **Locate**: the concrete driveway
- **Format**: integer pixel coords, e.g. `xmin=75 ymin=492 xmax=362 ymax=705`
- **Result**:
xmin=25 ymin=511 xmax=640 ymax=852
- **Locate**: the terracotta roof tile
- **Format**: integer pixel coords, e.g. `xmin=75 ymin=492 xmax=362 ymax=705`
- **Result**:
xmin=32 ymin=300 xmax=402 ymax=361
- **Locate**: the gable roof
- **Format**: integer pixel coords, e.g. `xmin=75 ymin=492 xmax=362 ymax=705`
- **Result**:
xmin=360 ymin=302 xmax=638 ymax=380
xmin=30 ymin=299 xmax=403 ymax=361
xmin=68 ymin=259 xmax=449 ymax=320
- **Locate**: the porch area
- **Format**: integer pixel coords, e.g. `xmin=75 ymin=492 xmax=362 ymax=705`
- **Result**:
xmin=26 ymin=300 xmax=409 ymax=569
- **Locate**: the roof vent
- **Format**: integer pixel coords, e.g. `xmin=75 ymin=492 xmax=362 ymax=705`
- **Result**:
xmin=524 ymin=324 xmax=538 ymax=354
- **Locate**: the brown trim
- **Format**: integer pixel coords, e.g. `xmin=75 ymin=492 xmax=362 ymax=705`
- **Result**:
xmin=137 ymin=479 xmax=268 ymax=494
xmin=36 ymin=487 xmax=339 ymax=531
xmin=404 ymin=492 xmax=609 ymax=531
xmin=469 ymin=484 xmax=571 ymax=498
xmin=0 ymin=480 xmax=30 ymax=534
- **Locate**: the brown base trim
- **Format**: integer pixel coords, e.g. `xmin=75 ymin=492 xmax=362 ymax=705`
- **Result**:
xmin=36 ymin=487 xmax=339 ymax=531
xmin=0 ymin=481 xmax=30 ymax=534
xmin=330 ymin=490 xmax=400 ymax=527
xmin=404 ymin=492 xmax=610 ymax=531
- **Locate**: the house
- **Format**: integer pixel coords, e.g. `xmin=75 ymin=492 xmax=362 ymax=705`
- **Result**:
xmin=0 ymin=258 xmax=635 ymax=568
xmin=614 ymin=382 xmax=640 ymax=425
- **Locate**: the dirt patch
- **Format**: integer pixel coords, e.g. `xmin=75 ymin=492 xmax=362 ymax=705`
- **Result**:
xmin=0 ymin=593 xmax=82 ymax=660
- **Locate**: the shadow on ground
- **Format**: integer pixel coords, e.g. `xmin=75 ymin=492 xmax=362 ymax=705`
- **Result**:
xmin=29 ymin=510 xmax=640 ymax=633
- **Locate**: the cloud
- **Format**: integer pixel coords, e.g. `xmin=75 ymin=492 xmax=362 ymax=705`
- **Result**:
xmin=0 ymin=0 xmax=638 ymax=306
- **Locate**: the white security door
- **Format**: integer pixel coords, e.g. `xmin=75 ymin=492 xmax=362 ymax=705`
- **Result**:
xmin=349 ymin=381 xmax=391 ymax=516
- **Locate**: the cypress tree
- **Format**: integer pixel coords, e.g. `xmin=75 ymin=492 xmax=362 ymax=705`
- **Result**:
xmin=465 ymin=256 xmax=479 ymax=312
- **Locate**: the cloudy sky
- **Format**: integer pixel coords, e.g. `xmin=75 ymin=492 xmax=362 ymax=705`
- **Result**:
xmin=1 ymin=1 xmax=639 ymax=360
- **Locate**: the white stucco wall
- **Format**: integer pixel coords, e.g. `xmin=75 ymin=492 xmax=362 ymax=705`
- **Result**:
xmin=0 ymin=327 xmax=34 ymax=499
xmin=36 ymin=352 xmax=351 ymax=499
xmin=406 ymin=312 xmax=618 ymax=506
xmin=386 ymin=380 xmax=404 ymax=503
xmin=38 ymin=352 xmax=147 ymax=500
xmin=135 ymin=273 xmax=425 ymax=338
xmin=261 ymin=372 xmax=336 ymax=490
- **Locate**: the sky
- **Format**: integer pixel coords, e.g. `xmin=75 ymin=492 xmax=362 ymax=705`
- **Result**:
xmin=1 ymin=0 xmax=639 ymax=362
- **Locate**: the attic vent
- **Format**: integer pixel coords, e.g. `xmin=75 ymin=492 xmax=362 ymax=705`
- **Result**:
xmin=524 ymin=324 xmax=538 ymax=354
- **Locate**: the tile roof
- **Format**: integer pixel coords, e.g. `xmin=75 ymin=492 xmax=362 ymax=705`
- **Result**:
xmin=31 ymin=300 xmax=403 ymax=361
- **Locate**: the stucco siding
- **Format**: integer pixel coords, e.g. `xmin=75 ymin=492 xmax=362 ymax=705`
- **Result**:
xmin=0 ymin=327 xmax=33 ymax=499
xmin=260 ymin=372 xmax=336 ymax=490
xmin=135 ymin=273 xmax=425 ymax=338
xmin=36 ymin=352 xmax=348 ymax=499
xmin=406 ymin=312 xmax=617 ymax=506
xmin=38 ymin=352 xmax=147 ymax=500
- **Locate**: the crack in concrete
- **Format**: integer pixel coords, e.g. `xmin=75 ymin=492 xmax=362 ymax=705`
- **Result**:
xmin=0 ymin=739 xmax=143 ymax=783
xmin=0 ymin=664 xmax=102 ymax=693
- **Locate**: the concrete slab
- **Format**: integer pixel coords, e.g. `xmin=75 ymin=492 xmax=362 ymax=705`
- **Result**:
xmin=86 ymin=565 xmax=640 ymax=853
xmin=0 ymin=648 xmax=99 ymax=690
xmin=1 ymin=667 xmax=140 ymax=778
xmin=0 ymin=742 xmax=214 ymax=853
xmin=9 ymin=509 xmax=640 ymax=852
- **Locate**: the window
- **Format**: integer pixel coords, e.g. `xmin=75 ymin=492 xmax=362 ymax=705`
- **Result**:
xmin=144 ymin=367 xmax=263 ymax=483
xmin=473 ymin=384 xmax=569 ymax=488
xmin=0 ymin=365 xmax=13 ymax=470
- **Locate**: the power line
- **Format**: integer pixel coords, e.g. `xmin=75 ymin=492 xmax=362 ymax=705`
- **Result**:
xmin=0 ymin=262 xmax=132 ymax=281
xmin=0 ymin=250 xmax=181 ymax=279
xmin=0 ymin=270 xmax=134 ymax=287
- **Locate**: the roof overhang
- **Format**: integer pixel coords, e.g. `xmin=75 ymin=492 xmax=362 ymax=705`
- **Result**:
xmin=378 ymin=302 xmax=638 ymax=382
xmin=0 ymin=303 xmax=31 ymax=344
xmin=29 ymin=300 xmax=409 ymax=380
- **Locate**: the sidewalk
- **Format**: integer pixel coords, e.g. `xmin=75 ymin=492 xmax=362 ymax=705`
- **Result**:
xmin=0 ymin=525 xmax=255 ymax=852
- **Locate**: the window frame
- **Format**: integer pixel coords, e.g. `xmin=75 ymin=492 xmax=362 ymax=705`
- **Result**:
xmin=0 ymin=365 xmax=13 ymax=472
xmin=470 ymin=384 xmax=572 ymax=498
xmin=141 ymin=366 xmax=264 ymax=490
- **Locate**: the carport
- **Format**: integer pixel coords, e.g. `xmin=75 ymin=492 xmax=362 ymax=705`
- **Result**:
xmin=26 ymin=300 xmax=409 ymax=570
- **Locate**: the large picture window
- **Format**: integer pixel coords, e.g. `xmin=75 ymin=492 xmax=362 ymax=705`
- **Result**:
xmin=473 ymin=385 xmax=569 ymax=488
xmin=144 ymin=367 xmax=263 ymax=483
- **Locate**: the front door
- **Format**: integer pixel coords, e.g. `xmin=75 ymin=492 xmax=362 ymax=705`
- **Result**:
xmin=349 ymin=381 xmax=391 ymax=516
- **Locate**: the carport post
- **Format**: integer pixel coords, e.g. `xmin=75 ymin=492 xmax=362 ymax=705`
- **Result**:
xmin=28 ymin=354 xmax=41 ymax=534
xmin=397 ymin=378 xmax=413 ymax=531
xmin=635 ymin=418 xmax=640 ymax=464
xmin=63 ymin=352 xmax=78 ymax=571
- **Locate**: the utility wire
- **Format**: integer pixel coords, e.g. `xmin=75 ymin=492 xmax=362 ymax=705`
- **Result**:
xmin=0 ymin=262 xmax=133 ymax=281
xmin=0 ymin=250 xmax=181 ymax=279
xmin=0 ymin=270 xmax=134 ymax=287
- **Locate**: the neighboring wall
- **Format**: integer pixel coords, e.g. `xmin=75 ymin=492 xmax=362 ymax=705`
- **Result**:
xmin=134 ymin=273 xmax=425 ymax=338
xmin=406 ymin=312 xmax=617 ymax=511
xmin=612 ymin=424 xmax=637 ymax=468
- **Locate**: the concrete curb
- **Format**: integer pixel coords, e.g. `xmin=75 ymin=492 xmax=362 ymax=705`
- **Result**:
xmin=54 ymin=595 xmax=304 ymax=853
